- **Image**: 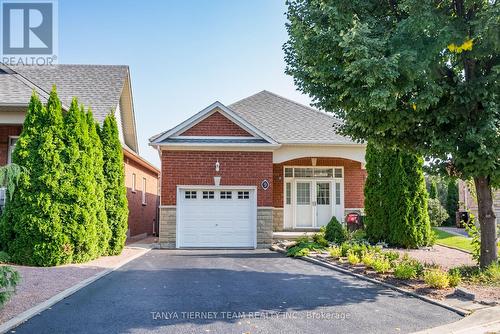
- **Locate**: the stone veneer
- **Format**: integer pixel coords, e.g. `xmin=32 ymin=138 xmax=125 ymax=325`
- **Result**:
xmin=159 ymin=207 xmax=176 ymax=248
xmin=257 ymin=208 xmax=273 ymax=248
xmin=272 ymin=208 xmax=284 ymax=232
xmin=158 ymin=206 xmax=274 ymax=249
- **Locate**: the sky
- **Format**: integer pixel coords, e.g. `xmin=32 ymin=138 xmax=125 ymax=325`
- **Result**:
xmin=57 ymin=0 xmax=313 ymax=167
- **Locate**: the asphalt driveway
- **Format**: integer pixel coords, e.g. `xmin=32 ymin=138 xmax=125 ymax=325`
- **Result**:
xmin=13 ymin=249 xmax=461 ymax=334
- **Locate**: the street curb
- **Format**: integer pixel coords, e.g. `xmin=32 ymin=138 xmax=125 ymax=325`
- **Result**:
xmin=0 ymin=246 xmax=152 ymax=334
xmin=271 ymin=247 xmax=470 ymax=317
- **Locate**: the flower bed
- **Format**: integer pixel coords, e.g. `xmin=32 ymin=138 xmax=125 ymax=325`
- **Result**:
xmin=272 ymin=235 xmax=500 ymax=305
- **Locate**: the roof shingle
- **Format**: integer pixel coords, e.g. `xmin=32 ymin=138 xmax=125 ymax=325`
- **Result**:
xmin=229 ymin=90 xmax=355 ymax=144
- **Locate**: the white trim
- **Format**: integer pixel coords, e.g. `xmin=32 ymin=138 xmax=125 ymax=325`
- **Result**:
xmin=159 ymin=205 xmax=176 ymax=209
xmin=174 ymin=135 xmax=258 ymax=140
xmin=141 ymin=177 xmax=147 ymax=205
xmin=175 ymin=185 xmax=257 ymax=249
xmin=150 ymin=101 xmax=278 ymax=146
xmin=0 ymin=112 xmax=26 ymax=124
xmin=273 ymin=144 xmax=366 ymax=165
xmin=154 ymin=143 xmax=280 ymax=150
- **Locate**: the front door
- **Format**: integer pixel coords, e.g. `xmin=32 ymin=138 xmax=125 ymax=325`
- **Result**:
xmin=295 ymin=181 xmax=313 ymax=227
xmin=316 ymin=182 xmax=331 ymax=227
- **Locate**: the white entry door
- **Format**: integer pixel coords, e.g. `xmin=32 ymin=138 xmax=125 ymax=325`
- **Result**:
xmin=177 ymin=188 xmax=256 ymax=248
xmin=315 ymin=181 xmax=331 ymax=227
xmin=295 ymin=181 xmax=313 ymax=227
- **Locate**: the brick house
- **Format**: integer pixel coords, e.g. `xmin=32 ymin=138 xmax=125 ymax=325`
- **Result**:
xmin=150 ymin=91 xmax=367 ymax=249
xmin=0 ymin=64 xmax=159 ymax=239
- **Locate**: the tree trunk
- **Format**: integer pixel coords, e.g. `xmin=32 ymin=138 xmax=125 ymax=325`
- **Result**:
xmin=473 ymin=176 xmax=498 ymax=268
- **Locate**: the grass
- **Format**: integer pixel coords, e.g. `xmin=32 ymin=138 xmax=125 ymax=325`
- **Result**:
xmin=432 ymin=227 xmax=474 ymax=252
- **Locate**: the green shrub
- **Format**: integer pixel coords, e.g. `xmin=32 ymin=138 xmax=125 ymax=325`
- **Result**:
xmin=428 ymin=198 xmax=449 ymax=227
xmin=371 ymin=257 xmax=391 ymax=273
xmin=383 ymin=250 xmax=400 ymax=262
xmin=0 ymin=266 xmax=19 ymax=307
xmin=465 ymin=219 xmax=481 ymax=264
xmin=287 ymin=247 xmax=310 ymax=257
xmin=447 ymin=268 xmax=462 ymax=287
xmin=328 ymin=245 xmax=342 ymax=258
xmin=424 ymin=269 xmax=450 ymax=289
xmin=483 ymin=262 xmax=500 ymax=283
xmin=325 ymin=217 xmax=347 ymax=244
xmin=340 ymin=242 xmax=351 ymax=257
xmin=295 ymin=235 xmax=310 ymax=245
xmin=0 ymin=251 xmax=10 ymax=263
xmin=445 ymin=179 xmax=459 ymax=225
xmin=394 ymin=262 xmax=418 ymax=280
xmin=347 ymin=251 xmax=360 ymax=265
xmin=361 ymin=251 xmax=376 ymax=267
xmin=312 ymin=230 xmax=329 ymax=247
xmin=348 ymin=229 xmax=367 ymax=243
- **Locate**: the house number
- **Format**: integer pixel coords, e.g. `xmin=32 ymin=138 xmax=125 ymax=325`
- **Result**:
xmin=261 ymin=179 xmax=270 ymax=190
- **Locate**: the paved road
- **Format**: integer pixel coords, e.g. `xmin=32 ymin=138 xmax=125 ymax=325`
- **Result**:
xmin=13 ymin=250 xmax=461 ymax=334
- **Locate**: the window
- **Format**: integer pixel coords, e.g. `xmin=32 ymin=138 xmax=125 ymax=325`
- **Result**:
xmin=202 ymin=191 xmax=215 ymax=199
xmin=185 ymin=191 xmax=197 ymax=199
xmin=314 ymin=168 xmax=333 ymax=178
xmin=7 ymin=136 xmax=18 ymax=164
xmin=334 ymin=168 xmax=343 ymax=178
xmin=142 ymin=178 xmax=147 ymax=205
xmin=131 ymin=173 xmax=136 ymax=192
xmin=335 ymin=182 xmax=341 ymax=205
xmin=284 ymin=168 xmax=293 ymax=178
xmin=220 ymin=191 xmax=232 ymax=199
xmin=294 ymin=168 xmax=313 ymax=178
xmin=237 ymin=191 xmax=250 ymax=199
xmin=285 ymin=183 xmax=292 ymax=205
xmin=296 ymin=182 xmax=310 ymax=205
xmin=316 ymin=183 xmax=330 ymax=205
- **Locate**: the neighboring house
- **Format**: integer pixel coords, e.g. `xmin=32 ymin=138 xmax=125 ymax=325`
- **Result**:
xmin=0 ymin=64 xmax=159 ymax=239
xmin=459 ymin=180 xmax=500 ymax=226
xmin=150 ymin=90 xmax=367 ymax=249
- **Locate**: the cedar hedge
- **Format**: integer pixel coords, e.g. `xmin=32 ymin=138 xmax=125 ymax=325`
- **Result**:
xmin=0 ymin=89 xmax=128 ymax=266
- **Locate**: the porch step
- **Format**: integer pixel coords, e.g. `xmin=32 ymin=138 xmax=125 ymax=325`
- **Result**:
xmin=273 ymin=231 xmax=318 ymax=241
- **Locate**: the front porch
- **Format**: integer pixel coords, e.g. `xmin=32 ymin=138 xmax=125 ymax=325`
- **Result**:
xmin=272 ymin=157 xmax=366 ymax=232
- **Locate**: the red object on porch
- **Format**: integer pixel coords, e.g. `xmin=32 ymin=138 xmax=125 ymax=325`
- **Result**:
xmin=346 ymin=212 xmax=362 ymax=232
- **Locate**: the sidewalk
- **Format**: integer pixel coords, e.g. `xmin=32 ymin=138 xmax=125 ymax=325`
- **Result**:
xmin=436 ymin=227 xmax=471 ymax=238
xmin=0 ymin=237 xmax=155 ymax=331
xmin=413 ymin=306 xmax=500 ymax=334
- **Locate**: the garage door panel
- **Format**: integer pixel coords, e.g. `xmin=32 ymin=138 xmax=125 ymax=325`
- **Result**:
xmin=178 ymin=188 xmax=256 ymax=248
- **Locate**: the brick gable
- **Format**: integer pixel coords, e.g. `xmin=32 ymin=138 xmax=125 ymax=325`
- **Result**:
xmin=179 ymin=111 xmax=252 ymax=137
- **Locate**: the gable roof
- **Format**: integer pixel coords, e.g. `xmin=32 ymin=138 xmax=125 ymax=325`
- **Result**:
xmin=150 ymin=101 xmax=279 ymax=147
xmin=0 ymin=64 xmax=138 ymax=152
xmin=229 ymin=90 xmax=356 ymax=145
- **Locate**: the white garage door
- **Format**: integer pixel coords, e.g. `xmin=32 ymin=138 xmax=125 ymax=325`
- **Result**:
xmin=177 ymin=188 xmax=256 ymax=248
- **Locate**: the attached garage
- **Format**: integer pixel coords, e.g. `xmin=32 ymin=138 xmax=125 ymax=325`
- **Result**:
xmin=176 ymin=187 xmax=257 ymax=248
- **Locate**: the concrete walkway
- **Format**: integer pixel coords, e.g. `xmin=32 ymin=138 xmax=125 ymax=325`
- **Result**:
xmin=436 ymin=227 xmax=470 ymax=238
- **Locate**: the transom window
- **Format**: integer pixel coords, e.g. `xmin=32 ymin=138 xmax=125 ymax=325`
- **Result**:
xmin=285 ymin=167 xmax=342 ymax=178
xmin=202 ymin=191 xmax=214 ymax=199
xmin=220 ymin=191 xmax=232 ymax=199
xmin=237 ymin=191 xmax=250 ymax=199
xmin=185 ymin=191 xmax=197 ymax=199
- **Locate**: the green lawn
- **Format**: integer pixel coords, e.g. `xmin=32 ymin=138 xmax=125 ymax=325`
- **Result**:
xmin=432 ymin=227 xmax=474 ymax=252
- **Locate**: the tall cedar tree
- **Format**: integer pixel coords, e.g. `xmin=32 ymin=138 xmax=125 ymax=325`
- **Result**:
xmin=446 ymin=179 xmax=459 ymax=225
xmin=86 ymin=112 xmax=111 ymax=255
xmin=60 ymin=100 xmax=101 ymax=262
xmin=100 ymin=114 xmax=128 ymax=255
xmin=0 ymin=90 xmax=72 ymax=266
xmin=284 ymin=0 xmax=498 ymax=266
xmin=365 ymin=143 xmax=432 ymax=248
xmin=364 ymin=142 xmax=387 ymax=242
